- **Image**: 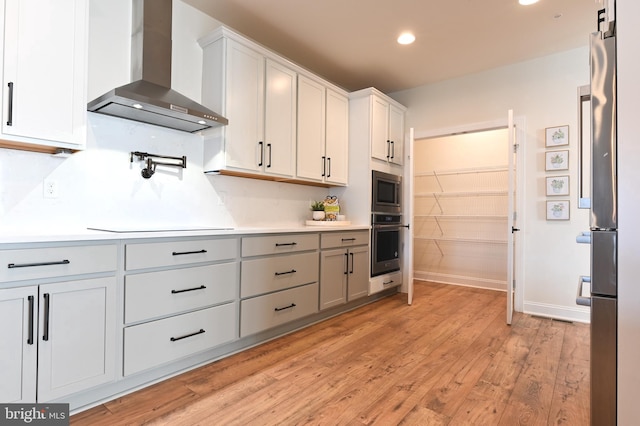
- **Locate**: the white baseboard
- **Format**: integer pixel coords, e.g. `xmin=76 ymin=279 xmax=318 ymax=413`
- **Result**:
xmin=523 ymin=301 xmax=590 ymax=324
xmin=414 ymin=271 xmax=507 ymax=291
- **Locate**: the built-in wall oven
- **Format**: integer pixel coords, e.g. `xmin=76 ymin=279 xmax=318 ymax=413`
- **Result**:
xmin=371 ymin=213 xmax=402 ymax=277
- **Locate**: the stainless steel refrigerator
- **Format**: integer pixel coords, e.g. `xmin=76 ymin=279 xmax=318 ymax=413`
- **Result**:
xmin=590 ymin=9 xmax=617 ymax=425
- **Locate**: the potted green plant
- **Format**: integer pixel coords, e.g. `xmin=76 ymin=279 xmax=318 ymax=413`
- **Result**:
xmin=310 ymin=201 xmax=325 ymax=221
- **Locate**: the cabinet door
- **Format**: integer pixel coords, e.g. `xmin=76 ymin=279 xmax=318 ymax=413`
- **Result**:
xmin=347 ymin=246 xmax=369 ymax=301
xmin=37 ymin=277 xmax=116 ymax=402
xmin=296 ymin=75 xmax=326 ymax=181
xmin=224 ymin=39 xmax=264 ymax=172
xmin=320 ymin=248 xmax=347 ymax=310
xmin=0 ymin=286 xmax=37 ymax=403
xmin=325 ymin=89 xmax=349 ymax=185
xmin=1 ymin=0 xmax=87 ymax=148
xmin=388 ymin=104 xmax=405 ymax=165
xmin=264 ymin=59 xmax=296 ymax=177
xmin=370 ymin=95 xmax=390 ymax=162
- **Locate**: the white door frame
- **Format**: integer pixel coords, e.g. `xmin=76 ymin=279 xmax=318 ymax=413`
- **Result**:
xmin=412 ymin=117 xmax=526 ymax=313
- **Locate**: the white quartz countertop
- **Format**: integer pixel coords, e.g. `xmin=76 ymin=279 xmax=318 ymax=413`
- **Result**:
xmin=0 ymin=223 xmax=371 ymax=244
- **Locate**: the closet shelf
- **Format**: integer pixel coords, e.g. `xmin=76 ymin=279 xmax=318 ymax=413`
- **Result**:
xmin=415 ymin=165 xmax=509 ymax=177
xmin=415 ymin=214 xmax=508 ymax=220
xmin=415 ymin=190 xmax=509 ymax=198
xmin=415 ymin=236 xmax=508 ymax=245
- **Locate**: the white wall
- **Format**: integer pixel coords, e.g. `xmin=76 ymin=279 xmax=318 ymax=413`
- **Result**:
xmin=616 ymin=0 xmax=640 ymax=422
xmin=391 ymin=48 xmax=591 ymax=322
xmin=0 ymin=0 xmax=328 ymax=234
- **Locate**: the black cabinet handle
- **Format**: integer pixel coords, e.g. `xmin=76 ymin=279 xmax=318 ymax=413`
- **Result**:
xmin=341 ymin=238 xmax=356 ymax=242
xmin=383 ymin=280 xmax=395 ymax=286
xmin=386 ymin=140 xmax=391 ymax=159
xmin=267 ymin=143 xmax=272 ymax=168
xmin=7 ymin=82 xmax=14 ymax=126
xmin=170 ymin=329 xmax=205 ymax=342
xmin=349 ymin=252 xmax=354 ymax=274
xmin=390 ymin=141 xmax=395 ymax=159
xmin=344 ymin=253 xmax=348 ymax=275
xmin=27 ymin=295 xmax=34 ymax=345
xmin=327 ymin=157 xmax=331 ymax=177
xmin=172 ymin=249 xmax=207 ymax=256
xmin=274 ymin=269 xmax=296 ymax=276
xmin=321 ymin=156 xmax=326 ymax=177
xmin=8 ymin=259 xmax=70 ymax=269
xmin=258 ymin=141 xmax=264 ymax=167
xmin=274 ymin=303 xmax=296 ymax=312
xmin=275 ymin=242 xmax=297 ymax=247
xmin=43 ymin=293 xmax=50 ymax=341
xmin=171 ymin=285 xmax=206 ymax=294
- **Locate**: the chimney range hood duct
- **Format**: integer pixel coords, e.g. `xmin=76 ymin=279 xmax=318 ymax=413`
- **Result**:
xmin=87 ymin=0 xmax=227 ymax=133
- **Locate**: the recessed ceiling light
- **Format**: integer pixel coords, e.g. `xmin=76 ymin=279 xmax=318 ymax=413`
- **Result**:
xmin=519 ymin=0 xmax=539 ymax=5
xmin=397 ymin=32 xmax=415 ymax=45
xmin=132 ymin=103 xmax=143 ymax=109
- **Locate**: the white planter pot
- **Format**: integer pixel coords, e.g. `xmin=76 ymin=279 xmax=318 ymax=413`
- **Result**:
xmin=312 ymin=211 xmax=325 ymax=221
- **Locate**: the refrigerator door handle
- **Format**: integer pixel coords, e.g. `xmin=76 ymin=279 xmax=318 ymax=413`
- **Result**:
xmin=576 ymin=275 xmax=591 ymax=306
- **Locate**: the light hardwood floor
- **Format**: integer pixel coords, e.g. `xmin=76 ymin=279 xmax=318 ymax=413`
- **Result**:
xmin=71 ymin=282 xmax=590 ymax=425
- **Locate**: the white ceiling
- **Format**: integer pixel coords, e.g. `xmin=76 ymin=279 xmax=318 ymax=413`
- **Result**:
xmin=183 ymin=0 xmax=601 ymax=93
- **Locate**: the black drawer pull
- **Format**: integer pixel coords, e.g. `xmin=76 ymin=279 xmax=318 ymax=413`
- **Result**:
xmin=170 ymin=329 xmax=205 ymax=342
xmin=341 ymin=238 xmax=356 ymax=242
xmin=171 ymin=285 xmax=206 ymax=294
xmin=275 ymin=269 xmax=296 ymax=276
xmin=7 ymin=82 xmax=14 ymax=126
xmin=275 ymin=242 xmax=297 ymax=247
xmin=43 ymin=293 xmax=50 ymax=341
xmin=383 ymin=280 xmax=395 ymax=286
xmin=27 ymin=295 xmax=34 ymax=345
xmin=8 ymin=259 xmax=70 ymax=269
xmin=172 ymin=249 xmax=207 ymax=256
xmin=274 ymin=303 xmax=296 ymax=312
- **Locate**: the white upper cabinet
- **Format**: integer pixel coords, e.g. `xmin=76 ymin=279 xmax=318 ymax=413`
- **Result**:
xmin=297 ymin=74 xmax=348 ymax=185
xmin=200 ymin=29 xmax=296 ymax=178
xmin=0 ymin=0 xmax=87 ymax=150
xmin=351 ymin=88 xmax=406 ymax=166
xmin=200 ymin=26 xmax=347 ymax=186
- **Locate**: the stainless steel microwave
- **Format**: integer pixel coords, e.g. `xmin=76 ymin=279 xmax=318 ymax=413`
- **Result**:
xmin=371 ymin=170 xmax=402 ymax=214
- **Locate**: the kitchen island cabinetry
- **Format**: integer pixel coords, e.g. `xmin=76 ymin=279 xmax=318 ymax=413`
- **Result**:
xmin=122 ymin=237 xmax=239 ymax=376
xmin=200 ymin=27 xmax=296 ymax=178
xmin=297 ymin=74 xmax=349 ymax=185
xmin=0 ymin=243 xmax=116 ymax=403
xmin=350 ymin=88 xmax=406 ymax=166
xmin=240 ymin=233 xmax=319 ymax=337
xmin=319 ymin=231 xmax=369 ymax=310
xmin=0 ymin=0 xmax=87 ymax=152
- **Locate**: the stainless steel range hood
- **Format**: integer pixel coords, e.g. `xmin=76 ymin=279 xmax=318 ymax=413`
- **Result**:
xmin=87 ymin=0 xmax=227 ymax=133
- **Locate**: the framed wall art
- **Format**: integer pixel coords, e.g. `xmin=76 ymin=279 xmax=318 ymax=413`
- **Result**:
xmin=545 ymin=150 xmax=569 ymax=171
xmin=545 ymin=125 xmax=569 ymax=147
xmin=546 ymin=200 xmax=570 ymax=220
xmin=546 ymin=175 xmax=570 ymax=196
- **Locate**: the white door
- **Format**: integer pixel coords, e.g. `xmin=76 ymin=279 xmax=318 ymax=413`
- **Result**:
xmin=404 ymin=128 xmax=415 ymax=304
xmin=506 ymin=110 xmax=519 ymax=325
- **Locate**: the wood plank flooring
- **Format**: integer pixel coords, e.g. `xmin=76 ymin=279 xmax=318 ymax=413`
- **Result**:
xmin=71 ymin=282 xmax=590 ymax=425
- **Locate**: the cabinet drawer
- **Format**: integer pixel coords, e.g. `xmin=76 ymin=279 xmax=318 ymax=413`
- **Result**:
xmin=125 ymin=238 xmax=238 ymax=270
xmin=241 ymin=234 xmax=318 ymax=257
xmin=320 ymin=231 xmax=369 ymax=249
xmin=241 ymin=252 xmax=318 ymax=298
xmin=0 ymin=244 xmax=117 ymax=283
xmin=369 ymin=270 xmax=403 ymax=295
xmin=240 ymin=282 xmax=318 ymax=337
xmin=125 ymin=262 xmax=238 ymax=324
xmin=123 ymin=303 xmax=237 ymax=376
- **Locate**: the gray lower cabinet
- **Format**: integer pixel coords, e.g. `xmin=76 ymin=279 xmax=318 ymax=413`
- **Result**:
xmin=122 ymin=237 xmax=240 ymax=376
xmin=239 ymin=233 xmax=320 ymax=337
xmin=0 ymin=243 xmax=117 ymax=403
xmin=320 ymin=231 xmax=369 ymax=310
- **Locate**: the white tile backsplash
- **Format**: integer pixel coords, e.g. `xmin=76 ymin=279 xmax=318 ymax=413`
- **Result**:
xmin=0 ymin=114 xmax=328 ymax=233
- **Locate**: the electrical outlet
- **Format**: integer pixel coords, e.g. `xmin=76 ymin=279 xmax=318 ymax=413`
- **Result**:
xmin=43 ymin=179 xmax=59 ymax=199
